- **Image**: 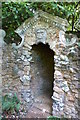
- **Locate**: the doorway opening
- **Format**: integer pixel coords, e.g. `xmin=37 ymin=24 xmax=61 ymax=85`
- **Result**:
xmin=30 ymin=42 xmax=54 ymax=117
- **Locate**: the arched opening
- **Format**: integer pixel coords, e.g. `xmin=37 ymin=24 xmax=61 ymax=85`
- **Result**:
xmin=30 ymin=42 xmax=54 ymax=117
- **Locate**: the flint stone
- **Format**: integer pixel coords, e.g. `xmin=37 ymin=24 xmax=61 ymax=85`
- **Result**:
xmin=17 ymin=59 xmax=21 ymax=62
xmin=68 ymin=95 xmax=74 ymax=102
xmin=53 ymin=86 xmax=63 ymax=93
xmin=70 ymin=68 xmax=75 ymax=73
xmin=60 ymin=61 xmax=69 ymax=65
xmin=20 ymin=55 xmax=25 ymax=60
xmin=52 ymin=96 xmax=60 ymax=102
xmin=24 ymin=43 xmax=32 ymax=50
xmin=23 ymin=61 xmax=30 ymax=65
xmin=24 ymin=66 xmax=30 ymax=72
xmin=21 ymin=90 xmax=31 ymax=102
xmin=26 ymin=54 xmax=31 ymax=59
xmin=25 ymin=75 xmax=31 ymax=81
xmin=23 ymin=51 xmax=29 ymax=56
xmin=53 ymin=100 xmax=64 ymax=111
xmin=53 ymin=92 xmax=60 ymax=99
xmin=54 ymin=70 xmax=63 ymax=77
xmin=18 ymin=71 xmax=24 ymax=76
xmin=24 ymin=58 xmax=28 ymax=62
xmin=60 ymin=55 xmax=69 ymax=61
xmin=55 ymin=63 xmax=61 ymax=67
xmin=27 ymin=57 xmax=32 ymax=62
xmin=13 ymin=65 xmax=19 ymax=75
xmin=26 ymin=98 xmax=30 ymax=103
xmin=61 ymin=81 xmax=69 ymax=92
xmin=20 ymin=75 xmax=31 ymax=84
xmin=27 ymin=71 xmax=30 ymax=75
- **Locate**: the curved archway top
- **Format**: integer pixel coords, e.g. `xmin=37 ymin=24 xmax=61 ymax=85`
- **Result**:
xmin=24 ymin=25 xmax=62 ymax=55
xmin=14 ymin=10 xmax=70 ymax=54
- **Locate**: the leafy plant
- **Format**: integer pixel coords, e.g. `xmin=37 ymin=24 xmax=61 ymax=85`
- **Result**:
xmin=47 ymin=116 xmax=60 ymax=120
xmin=2 ymin=2 xmax=80 ymax=44
xmin=2 ymin=93 xmax=20 ymax=113
xmin=30 ymin=2 xmax=80 ymax=32
xmin=2 ymin=2 xmax=33 ymax=43
xmin=47 ymin=116 xmax=68 ymax=120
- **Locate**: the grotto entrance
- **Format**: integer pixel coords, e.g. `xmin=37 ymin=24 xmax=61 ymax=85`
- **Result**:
xmin=28 ymin=43 xmax=54 ymax=118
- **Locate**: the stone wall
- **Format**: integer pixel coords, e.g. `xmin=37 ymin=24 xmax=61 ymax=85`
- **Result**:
xmin=1 ymin=11 xmax=80 ymax=118
xmin=53 ymin=40 xmax=79 ymax=118
xmin=2 ymin=32 xmax=80 ymax=119
xmin=2 ymin=43 xmax=33 ymax=117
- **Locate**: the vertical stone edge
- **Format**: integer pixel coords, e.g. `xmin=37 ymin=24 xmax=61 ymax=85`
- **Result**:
xmin=0 ymin=27 xmax=6 ymax=118
xmin=0 ymin=2 xmax=2 ymax=118
xmin=78 ymin=39 xmax=80 ymax=118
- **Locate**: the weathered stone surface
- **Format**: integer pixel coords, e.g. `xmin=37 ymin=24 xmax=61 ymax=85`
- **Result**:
xmin=24 ymin=66 xmax=30 ymax=72
xmin=61 ymin=81 xmax=69 ymax=92
xmin=53 ymin=86 xmax=63 ymax=93
xmin=21 ymin=89 xmax=31 ymax=102
xmin=27 ymin=57 xmax=32 ymax=62
xmin=60 ymin=55 xmax=69 ymax=62
xmin=20 ymin=75 xmax=31 ymax=85
xmin=1 ymin=11 xmax=79 ymax=119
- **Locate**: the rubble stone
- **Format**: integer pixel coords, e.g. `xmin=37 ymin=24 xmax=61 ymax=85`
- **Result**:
xmin=1 ymin=11 xmax=79 ymax=119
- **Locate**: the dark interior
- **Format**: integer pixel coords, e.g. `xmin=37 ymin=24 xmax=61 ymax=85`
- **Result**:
xmin=31 ymin=42 xmax=54 ymax=115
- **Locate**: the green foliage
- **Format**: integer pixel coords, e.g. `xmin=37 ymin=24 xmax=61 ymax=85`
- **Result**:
xmin=47 ymin=116 xmax=68 ymax=120
xmin=2 ymin=2 xmax=33 ymax=43
xmin=47 ymin=116 xmax=60 ymax=120
xmin=30 ymin=2 xmax=80 ymax=31
xmin=2 ymin=2 xmax=80 ymax=44
xmin=2 ymin=93 xmax=20 ymax=113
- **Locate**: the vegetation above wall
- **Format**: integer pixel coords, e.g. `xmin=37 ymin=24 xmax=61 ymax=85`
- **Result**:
xmin=2 ymin=2 xmax=80 ymax=43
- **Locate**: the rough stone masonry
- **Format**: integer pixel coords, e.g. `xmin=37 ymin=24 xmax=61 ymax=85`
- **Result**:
xmin=1 ymin=10 xmax=80 ymax=118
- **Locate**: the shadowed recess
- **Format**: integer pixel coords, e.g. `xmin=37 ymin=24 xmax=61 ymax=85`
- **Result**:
xmin=30 ymin=42 xmax=54 ymax=117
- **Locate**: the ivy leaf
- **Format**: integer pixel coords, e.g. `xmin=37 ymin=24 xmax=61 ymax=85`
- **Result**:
xmin=2 ymin=101 xmax=11 ymax=111
xmin=15 ymin=15 xmax=17 ymax=19
xmin=15 ymin=103 xmax=20 ymax=112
